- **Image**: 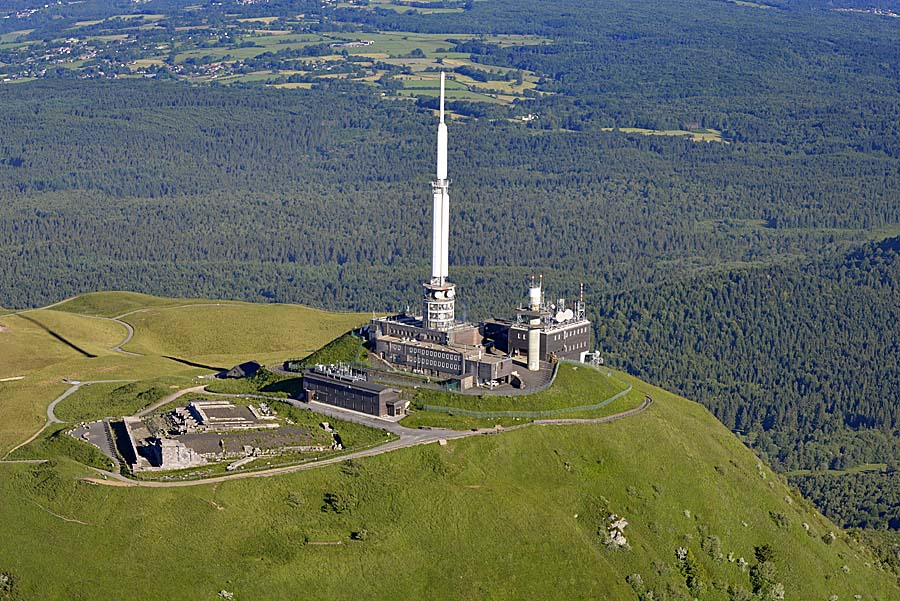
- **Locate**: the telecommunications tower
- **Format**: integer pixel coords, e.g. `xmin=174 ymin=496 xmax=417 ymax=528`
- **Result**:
xmin=422 ymin=72 xmax=456 ymax=331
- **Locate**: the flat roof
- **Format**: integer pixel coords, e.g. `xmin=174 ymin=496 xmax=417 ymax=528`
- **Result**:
xmin=304 ymin=369 xmax=400 ymax=394
xmin=377 ymin=334 xmax=510 ymax=363
xmin=509 ymin=317 xmax=591 ymax=333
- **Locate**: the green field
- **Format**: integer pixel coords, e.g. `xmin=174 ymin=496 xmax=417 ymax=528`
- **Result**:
xmin=0 ymin=293 xmax=366 ymax=456
xmin=1 ymin=366 xmax=897 ymax=598
xmin=0 ymin=30 xmax=34 ymax=44
xmin=119 ymin=302 xmax=367 ymax=366
xmin=602 ymin=127 xmax=727 ymax=143
xmin=336 ymin=0 xmax=464 ymax=14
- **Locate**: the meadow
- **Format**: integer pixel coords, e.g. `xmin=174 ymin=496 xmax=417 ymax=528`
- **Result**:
xmin=0 ymin=293 xmax=364 ymax=456
xmin=601 ymin=127 xmax=727 ymax=143
xmin=1 ymin=369 xmax=897 ymax=599
xmin=116 ymin=302 xmax=368 ymax=367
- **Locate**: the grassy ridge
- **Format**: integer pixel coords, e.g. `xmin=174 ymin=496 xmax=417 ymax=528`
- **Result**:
xmin=0 ymin=310 xmax=127 ymax=376
xmin=1 ymin=375 xmax=897 ymax=599
xmin=53 ymin=291 xmax=217 ymax=318
xmin=0 ymin=292 xmax=368 ymax=455
xmin=412 ymin=363 xmax=628 ymax=412
xmin=401 ymin=382 xmax=646 ymax=430
xmin=120 ymin=303 xmax=368 ymax=366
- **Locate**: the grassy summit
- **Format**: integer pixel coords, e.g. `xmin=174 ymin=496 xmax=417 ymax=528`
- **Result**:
xmin=0 ymin=292 xmax=897 ymax=599
xmin=1 ymin=374 xmax=897 ymax=599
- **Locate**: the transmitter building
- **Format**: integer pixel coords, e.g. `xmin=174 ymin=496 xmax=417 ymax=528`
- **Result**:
xmin=368 ymin=72 xmax=592 ymax=389
xmin=303 ymin=364 xmax=409 ymax=417
xmin=484 ymin=280 xmax=592 ymax=366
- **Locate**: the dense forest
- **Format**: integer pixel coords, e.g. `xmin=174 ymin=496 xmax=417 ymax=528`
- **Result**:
xmin=2 ymin=0 xmax=900 ymax=532
xmin=791 ymin=470 xmax=900 ymax=530
xmin=597 ymin=238 xmax=900 ymax=530
xmin=0 ymin=79 xmax=897 ymax=313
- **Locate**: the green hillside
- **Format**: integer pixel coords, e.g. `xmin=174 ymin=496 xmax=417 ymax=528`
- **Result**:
xmin=53 ymin=291 xmax=219 ymax=318
xmin=1 ymin=292 xmax=898 ymax=599
xmin=0 ymin=292 xmax=364 ymax=455
xmin=1 ymin=365 xmax=898 ymax=598
xmin=119 ymin=302 xmax=368 ymax=366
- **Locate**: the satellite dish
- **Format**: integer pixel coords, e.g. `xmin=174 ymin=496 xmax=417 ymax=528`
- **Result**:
xmin=447 ymin=288 xmax=455 ymax=298
xmin=434 ymin=290 xmax=445 ymax=299
xmin=562 ymin=309 xmax=574 ymax=321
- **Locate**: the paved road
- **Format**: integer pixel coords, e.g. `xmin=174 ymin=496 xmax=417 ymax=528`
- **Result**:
xmin=1 ymin=379 xmax=135 ymax=459
xmin=82 ymin=396 xmax=654 ymax=488
xmin=134 ymin=385 xmax=207 ymax=418
xmin=108 ymin=317 xmax=139 ymax=356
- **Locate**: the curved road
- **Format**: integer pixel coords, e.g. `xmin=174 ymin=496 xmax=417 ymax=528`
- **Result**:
xmin=1 ymin=379 xmax=136 ymax=460
xmin=82 ymin=396 xmax=653 ymax=488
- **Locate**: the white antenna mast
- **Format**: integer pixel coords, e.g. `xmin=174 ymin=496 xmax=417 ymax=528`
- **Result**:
xmin=436 ymin=71 xmax=448 ymax=182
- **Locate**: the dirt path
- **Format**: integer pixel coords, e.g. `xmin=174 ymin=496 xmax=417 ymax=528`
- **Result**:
xmin=134 ymin=385 xmax=207 ymax=418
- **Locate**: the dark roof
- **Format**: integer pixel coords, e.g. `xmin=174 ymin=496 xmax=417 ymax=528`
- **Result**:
xmin=225 ymin=360 xmax=261 ymax=379
xmin=303 ymin=369 xmax=397 ymax=394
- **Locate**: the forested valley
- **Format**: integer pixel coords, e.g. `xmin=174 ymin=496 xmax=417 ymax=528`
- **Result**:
xmin=2 ymin=0 xmax=900 ymax=538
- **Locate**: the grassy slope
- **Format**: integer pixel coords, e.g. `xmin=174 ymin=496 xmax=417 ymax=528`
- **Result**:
xmin=412 ymin=363 xmax=629 ymax=412
xmin=0 ymin=292 xmax=365 ymax=455
xmin=119 ymin=303 xmax=367 ymax=366
xmin=1 ymin=375 xmax=897 ymax=599
xmin=53 ymin=291 xmax=217 ymax=318
xmin=2 ymin=292 xmax=898 ymax=599
xmin=0 ymin=307 xmax=163 ymax=452
xmin=0 ymin=310 xmax=127 ymax=376
xmin=401 ymin=380 xmax=646 ymax=429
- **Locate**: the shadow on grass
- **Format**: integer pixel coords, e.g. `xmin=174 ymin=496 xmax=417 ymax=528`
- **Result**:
xmin=15 ymin=313 xmax=97 ymax=358
xmin=163 ymin=356 xmax=226 ymax=372
xmin=261 ymin=377 xmax=305 ymax=398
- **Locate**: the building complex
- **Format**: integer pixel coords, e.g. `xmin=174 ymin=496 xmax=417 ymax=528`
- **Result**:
xmin=367 ymin=72 xmax=594 ymax=391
